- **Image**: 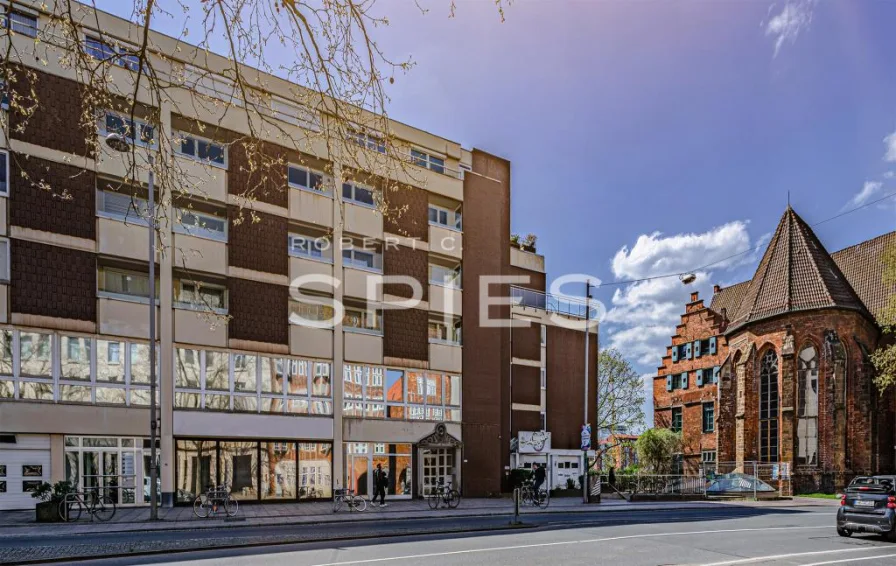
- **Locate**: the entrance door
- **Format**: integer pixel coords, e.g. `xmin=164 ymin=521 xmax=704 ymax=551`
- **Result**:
xmin=347 ymin=454 xmax=370 ymax=496
xmin=421 ymin=448 xmax=455 ymax=496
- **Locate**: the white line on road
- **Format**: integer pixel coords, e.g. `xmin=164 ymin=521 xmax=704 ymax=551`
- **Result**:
xmin=804 ymin=552 xmax=896 ymax=565
xmin=306 ymin=525 xmax=832 ymax=566
xmin=698 ymin=547 xmax=890 ymax=565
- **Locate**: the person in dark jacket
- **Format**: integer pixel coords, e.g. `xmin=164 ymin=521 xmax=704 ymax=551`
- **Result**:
xmin=373 ymin=463 xmax=388 ymax=507
xmin=533 ymin=463 xmax=546 ymax=492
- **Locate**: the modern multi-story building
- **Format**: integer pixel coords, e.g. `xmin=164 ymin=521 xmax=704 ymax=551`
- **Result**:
xmin=0 ymin=0 xmax=596 ymax=509
xmin=655 ymin=206 xmax=896 ymax=492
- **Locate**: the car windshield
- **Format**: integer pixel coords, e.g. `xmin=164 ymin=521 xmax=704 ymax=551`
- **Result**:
xmin=847 ymin=476 xmax=894 ymax=492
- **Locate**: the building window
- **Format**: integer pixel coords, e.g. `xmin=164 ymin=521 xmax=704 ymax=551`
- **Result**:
xmin=671 ymin=407 xmax=682 ymax=433
xmin=428 ymin=317 xmax=462 ymax=345
xmin=288 ymin=164 xmax=328 ymax=194
xmin=354 ymin=367 xmax=461 ymax=422
xmin=343 ymin=305 xmax=382 ymax=334
xmin=672 ymin=454 xmax=683 ymax=476
xmin=0 ymin=238 xmax=9 ymax=282
xmin=759 ymin=350 xmax=779 ymax=463
xmin=174 ymin=208 xmax=227 ymax=242
xmin=702 ymin=450 xmax=716 ymax=469
xmin=4 ymin=11 xmax=38 ymax=38
xmin=540 ymin=368 xmax=546 ymax=389
xmin=175 ymin=281 xmax=227 ymax=312
xmin=290 ymin=300 xmax=335 ymax=325
xmin=0 ymin=150 xmax=8 ymax=195
xmin=85 ymin=36 xmax=143 ymax=72
xmin=289 ymin=233 xmax=331 ymax=262
xmin=342 ymin=246 xmax=381 ymax=271
xmin=428 ymin=204 xmax=462 ymax=231
xmin=541 ymin=324 xmax=547 ymax=345
xmin=796 ymin=344 xmax=819 ymax=466
xmin=348 ymin=130 xmax=386 ymax=153
xmin=342 ymin=182 xmax=376 ymax=208
xmin=174 ymin=132 xmax=226 ymax=166
xmin=410 ymin=149 xmax=445 ymax=174
xmin=97 ymin=189 xmax=149 ymax=225
xmin=702 ymin=402 xmax=714 ymax=433
xmin=99 ymin=110 xmax=156 ymax=148
xmin=99 ymin=268 xmax=156 ymax=300
xmin=540 ymin=412 xmax=546 ymax=431
xmin=428 ymin=262 xmax=461 ymax=288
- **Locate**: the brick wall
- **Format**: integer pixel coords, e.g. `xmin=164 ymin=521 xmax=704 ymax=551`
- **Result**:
xmin=10 ymin=155 xmax=96 ymax=240
xmin=509 ymin=265 xmax=546 ymax=292
xmin=11 ymin=240 xmax=95 ymax=321
xmin=511 ymin=409 xmax=541 ymax=437
xmin=511 ymin=324 xmax=541 ymax=362
xmin=8 ymin=66 xmax=92 ymax=157
xmin=384 ymin=185 xmax=428 ymax=242
xmin=546 ymin=325 xmax=597 ymax=451
xmin=228 ymin=140 xmax=288 ymax=208
xmin=511 ymin=364 xmax=541 ymax=406
xmin=227 ymin=278 xmax=289 ymax=345
xmin=228 ymin=207 xmax=288 ymax=275
xmin=383 ymin=245 xmax=428 ymax=302
xmin=383 ymin=307 xmax=428 ymax=361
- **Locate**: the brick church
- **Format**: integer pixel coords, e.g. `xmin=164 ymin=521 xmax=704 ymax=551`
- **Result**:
xmin=655 ymin=206 xmax=895 ymax=493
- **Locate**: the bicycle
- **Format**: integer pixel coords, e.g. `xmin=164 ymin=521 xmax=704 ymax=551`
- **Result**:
xmin=193 ymin=484 xmax=239 ymax=518
xmin=59 ymin=489 xmax=117 ymax=522
xmin=427 ymin=481 xmax=461 ymax=510
xmin=333 ymin=488 xmax=367 ymax=513
xmin=519 ymin=481 xmax=549 ymax=509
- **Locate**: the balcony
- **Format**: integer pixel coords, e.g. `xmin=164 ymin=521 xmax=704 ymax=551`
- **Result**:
xmin=173 ymin=155 xmax=227 ymax=203
xmin=289 ymin=255 xmax=334 ymax=293
xmin=429 ymin=284 xmax=462 ymax=316
xmin=97 ymin=217 xmax=151 ymax=262
xmin=174 ymin=307 xmax=227 ymax=348
xmin=343 ymin=202 xmax=383 ymax=239
xmin=173 ymin=233 xmax=227 ymax=275
xmin=290 ymin=325 xmax=333 ymax=358
xmin=289 ymin=188 xmax=334 ymax=228
xmin=429 ymin=225 xmax=462 ymax=259
xmin=510 ymin=286 xmax=599 ymax=320
xmin=343 ymin=267 xmax=382 ymax=301
xmin=344 ymin=331 xmax=382 ymax=364
xmin=429 ymin=342 xmax=462 ymax=373
xmin=98 ymin=296 xmax=160 ymax=339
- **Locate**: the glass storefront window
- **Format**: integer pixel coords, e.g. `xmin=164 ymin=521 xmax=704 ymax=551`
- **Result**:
xmin=0 ymin=380 xmax=13 ymax=398
xmin=205 ymin=351 xmax=229 ymax=391
xmin=205 ymin=394 xmax=229 ymax=411
xmin=446 ymin=375 xmax=461 ymax=407
xmin=220 ymin=441 xmax=258 ymax=500
xmin=287 ymin=359 xmax=309 ymax=395
xmin=407 ymin=372 xmax=425 ymax=405
xmin=233 ymin=395 xmax=257 ymax=413
xmin=344 ymin=364 xmax=362 ymax=400
xmin=233 ymin=354 xmax=257 ymax=393
xmin=386 ymin=369 xmax=403 ymax=402
xmin=260 ymin=442 xmax=297 ymax=500
xmin=20 ymin=381 xmax=53 ymax=400
xmin=366 ymin=366 xmax=384 ymax=401
xmin=299 ymin=443 xmax=332 ymax=499
xmin=425 ymin=373 xmax=442 ymax=405
xmin=261 ymin=396 xmax=284 ymax=413
xmin=60 ymin=384 xmax=91 ymax=403
xmin=260 ymin=357 xmax=282 ymax=394
xmin=346 ymin=442 xmax=411 ymax=499
xmin=61 ymin=336 xmax=91 ymax=381
xmin=130 ymin=343 xmax=152 ymax=385
xmin=20 ymin=332 xmax=52 ymax=377
xmin=175 ymin=440 xmax=217 ymax=503
xmin=97 ymin=340 xmax=125 ymax=383
xmin=176 ymin=348 xmax=200 ymax=388
xmin=0 ymin=330 xmax=12 ymax=376
xmin=312 ymin=363 xmax=331 ymax=397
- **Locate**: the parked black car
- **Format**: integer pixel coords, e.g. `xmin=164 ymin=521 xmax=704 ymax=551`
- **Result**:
xmin=837 ymin=475 xmax=896 ymax=540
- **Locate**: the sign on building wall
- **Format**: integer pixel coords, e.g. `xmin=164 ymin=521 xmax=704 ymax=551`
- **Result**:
xmin=581 ymin=424 xmax=592 ymax=451
xmin=517 ymin=431 xmax=552 ymax=453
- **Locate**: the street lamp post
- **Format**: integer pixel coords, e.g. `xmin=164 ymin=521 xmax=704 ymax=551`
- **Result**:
xmin=104 ymin=134 xmax=158 ymax=520
xmin=582 ymin=280 xmax=591 ymax=504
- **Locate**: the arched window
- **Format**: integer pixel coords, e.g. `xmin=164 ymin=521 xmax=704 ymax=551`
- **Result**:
xmin=797 ymin=345 xmax=819 ymax=466
xmin=759 ymin=350 xmax=779 ymax=463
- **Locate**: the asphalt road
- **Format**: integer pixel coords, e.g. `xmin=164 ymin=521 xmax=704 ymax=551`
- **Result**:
xmin=20 ymin=504 xmax=896 ymax=566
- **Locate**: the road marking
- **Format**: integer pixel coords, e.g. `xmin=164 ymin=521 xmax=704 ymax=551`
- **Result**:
xmin=699 ymin=547 xmax=889 ymax=565
xmin=804 ymin=552 xmax=896 ymax=565
xmin=306 ymin=525 xmax=832 ymax=566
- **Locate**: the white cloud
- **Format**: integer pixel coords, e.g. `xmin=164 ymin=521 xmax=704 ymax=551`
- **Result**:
xmin=846 ymin=181 xmax=884 ymax=209
xmin=884 ymin=131 xmax=896 ymax=163
xmin=884 ymin=171 xmax=895 ymax=179
xmin=764 ymin=1 xmax=817 ymax=58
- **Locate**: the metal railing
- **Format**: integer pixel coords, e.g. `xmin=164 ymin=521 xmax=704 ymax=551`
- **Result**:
xmin=510 ymin=286 xmax=600 ymax=320
xmin=605 ymin=474 xmax=707 ymax=496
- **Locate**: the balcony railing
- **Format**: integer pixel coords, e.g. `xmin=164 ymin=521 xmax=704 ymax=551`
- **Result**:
xmin=510 ymin=286 xmax=599 ymax=320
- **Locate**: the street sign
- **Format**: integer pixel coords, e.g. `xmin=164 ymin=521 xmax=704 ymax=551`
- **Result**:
xmin=580 ymin=424 xmax=592 ymax=450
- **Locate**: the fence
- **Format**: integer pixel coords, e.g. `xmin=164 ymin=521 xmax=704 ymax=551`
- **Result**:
xmin=712 ymin=461 xmax=792 ymax=497
xmin=602 ymin=474 xmax=706 ymax=497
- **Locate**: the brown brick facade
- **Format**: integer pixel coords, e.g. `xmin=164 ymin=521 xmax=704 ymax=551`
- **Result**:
xmin=384 ymin=185 xmax=428 ymax=242
xmin=10 ymin=155 xmax=97 ymax=240
xmin=511 ymin=324 xmax=541 ymax=362
xmin=228 ymin=207 xmax=288 ymax=275
xmin=545 ymin=325 xmax=598 ymax=451
xmin=8 ymin=66 xmax=92 ymax=157
xmin=11 ymin=240 xmax=96 ymax=322
xmin=511 ymin=364 xmax=541 ymax=406
xmin=228 ymin=140 xmax=288 ymax=208
xmin=227 ymin=278 xmax=289 ymax=345
xmin=383 ymin=307 xmax=428 ymax=362
xmin=383 ymin=245 xmax=428 ymax=302
xmin=511 ymin=410 xmax=541 ymax=437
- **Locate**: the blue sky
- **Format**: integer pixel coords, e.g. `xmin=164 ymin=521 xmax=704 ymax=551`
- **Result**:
xmin=98 ymin=0 xmax=896 ymax=426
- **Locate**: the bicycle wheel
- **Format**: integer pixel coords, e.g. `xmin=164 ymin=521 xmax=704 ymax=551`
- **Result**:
xmin=333 ymin=497 xmax=343 ymax=513
xmin=350 ymin=496 xmax=367 ymax=512
xmin=446 ymin=489 xmax=461 ymax=509
xmin=93 ymin=495 xmax=116 ymax=522
xmin=534 ymin=490 xmax=549 ymax=509
xmin=428 ymin=493 xmax=440 ymax=510
xmin=520 ymin=488 xmax=533 ymax=506
xmin=59 ymin=499 xmax=82 ymax=522
xmin=224 ymin=496 xmax=239 ymax=517
xmin=193 ymin=495 xmax=210 ymax=518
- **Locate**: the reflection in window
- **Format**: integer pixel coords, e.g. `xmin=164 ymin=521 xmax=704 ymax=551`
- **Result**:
xmin=130 ymin=343 xmax=152 ymax=385
xmin=20 ymin=381 xmax=53 ymax=400
xmin=205 ymin=351 xmax=229 ymax=391
xmin=260 ymin=357 xmax=283 ymax=394
xmin=176 ymin=348 xmax=200 ymax=388
xmin=20 ymin=332 xmax=52 ymax=377
xmin=96 ymin=387 xmax=127 ymax=405
xmin=261 ymin=442 xmax=297 ymax=500
xmin=288 ymin=398 xmax=309 ymax=414
xmin=97 ymin=340 xmax=124 ymax=383
xmin=445 ymin=375 xmax=461 ymax=407
xmin=61 ymin=336 xmax=92 ymax=381
xmin=233 ymin=395 xmax=258 ymax=413
xmin=60 ymin=385 xmax=91 ymax=403
xmin=175 ymin=392 xmax=200 ymax=409
xmin=299 ymin=443 xmax=333 ymax=499
xmin=312 ymin=363 xmax=331 ymax=397
xmin=233 ymin=354 xmax=257 ymax=393
xmin=407 ymin=372 xmax=425 ymax=405
xmin=220 ymin=441 xmax=258 ymax=500
xmin=287 ymin=359 xmax=309 ymax=396
xmin=343 ymin=364 xmax=363 ymax=400
xmin=175 ymin=440 xmax=217 ymax=503
xmin=386 ymin=369 xmax=404 ymax=403
xmin=0 ymin=330 xmax=11 ymax=375
xmin=426 ymin=373 xmax=442 ymax=405
xmin=205 ymin=394 xmax=229 ymax=411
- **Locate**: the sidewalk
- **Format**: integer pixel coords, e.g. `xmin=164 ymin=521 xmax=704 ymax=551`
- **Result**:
xmin=0 ymin=496 xmax=738 ymax=537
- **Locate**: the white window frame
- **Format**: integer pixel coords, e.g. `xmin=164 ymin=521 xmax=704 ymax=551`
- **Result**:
xmin=0 ymin=238 xmax=9 ymax=282
xmin=428 ymin=318 xmax=462 ymax=346
xmin=458 ymin=163 xmax=471 ymax=180
xmin=289 ymin=233 xmax=332 ymax=263
xmin=175 ymin=281 xmax=228 ymax=314
xmin=173 ymin=131 xmax=227 ymax=168
xmin=342 ymin=181 xmax=377 ymax=209
xmin=428 ymin=262 xmax=461 ymax=289
xmin=428 ymin=204 xmax=462 ymax=231
xmin=343 ymin=305 xmax=383 ymax=335
xmin=173 ymin=208 xmax=227 ymax=242
xmin=410 ymin=148 xmax=446 ymax=174
xmin=3 ymin=9 xmax=38 ymax=38
xmin=288 ymin=163 xmax=331 ymax=196
xmin=84 ymin=35 xmax=144 ymax=73
xmin=540 ymin=368 xmax=546 ymax=389
xmin=0 ymin=150 xmax=8 ymax=196
xmin=342 ymin=246 xmax=382 ymax=272
xmin=98 ymin=110 xmax=157 ymax=149
xmin=97 ymin=267 xmax=157 ymax=304
xmin=96 ymin=189 xmax=150 ymax=226
xmin=348 ymin=130 xmax=386 ymax=154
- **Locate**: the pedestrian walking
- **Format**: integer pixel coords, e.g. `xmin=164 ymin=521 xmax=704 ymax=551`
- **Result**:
xmin=609 ymin=466 xmax=616 ymax=487
xmin=373 ymin=463 xmax=388 ymax=507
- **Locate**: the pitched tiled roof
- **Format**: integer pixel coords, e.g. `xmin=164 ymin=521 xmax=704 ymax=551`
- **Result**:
xmin=832 ymin=231 xmax=896 ymax=323
xmin=727 ymin=207 xmax=871 ymax=332
xmin=709 ymin=281 xmax=750 ymax=320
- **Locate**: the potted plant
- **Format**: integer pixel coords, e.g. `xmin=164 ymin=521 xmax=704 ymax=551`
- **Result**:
xmin=510 ymin=233 xmax=522 ymax=249
xmin=521 ymin=233 xmax=538 ymax=253
xmin=32 ymin=480 xmax=75 ymax=523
